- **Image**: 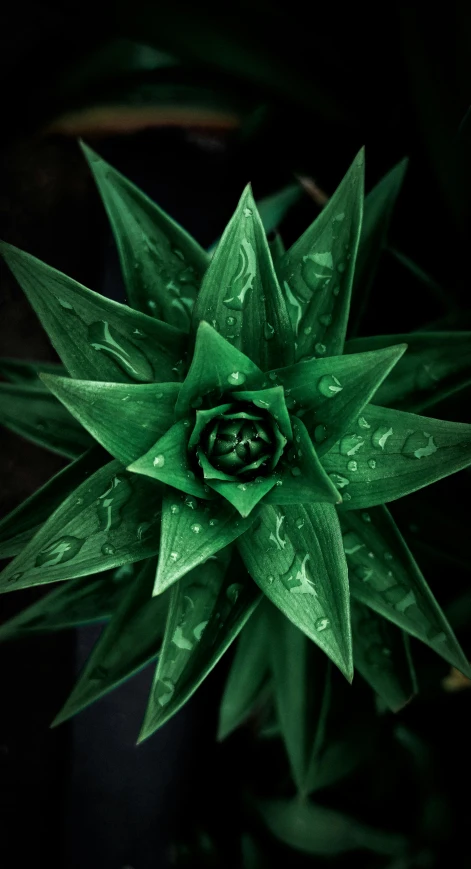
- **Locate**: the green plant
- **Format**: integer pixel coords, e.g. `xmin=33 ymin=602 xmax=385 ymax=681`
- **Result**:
xmin=1 ymin=143 xmax=470 ymax=771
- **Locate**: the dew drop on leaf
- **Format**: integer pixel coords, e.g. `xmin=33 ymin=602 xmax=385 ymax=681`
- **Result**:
xmin=340 ymin=434 xmax=365 ymax=456
xmin=329 ymin=473 xmax=350 ymax=488
xmin=362 ymin=512 xmax=371 ymax=523
xmin=190 ymin=523 xmax=203 ymax=534
xmin=227 ymin=371 xmax=247 ymax=386
xmin=193 ymin=621 xmax=209 ymax=641
xmin=368 ymin=459 xmax=377 ymax=469
xmin=226 ymin=316 xmax=237 ymax=327
xmin=209 ymin=518 xmax=219 ymax=526
xmin=264 ymin=322 xmax=275 ymax=340
xmin=170 ymin=504 xmax=180 ymax=515
xmin=303 ymin=325 xmax=312 ymax=336
xmin=295 ymin=517 xmax=305 ymax=529
xmin=384 ymin=551 xmax=393 ymax=561
xmin=318 ymin=374 xmax=342 ymax=398
xmin=402 ymin=431 xmax=438 ymax=459
xmin=314 ymin=424 xmax=328 ymax=443
xmin=355 ymin=566 xmax=373 ymax=582
xmin=156 ymin=678 xmax=175 ymax=706
xmin=35 ymin=536 xmax=85 ymax=567
xmin=358 ymin=417 xmax=371 ymax=429
xmin=347 ymin=460 xmax=358 ymax=471
xmin=319 ymin=313 xmax=332 ymax=326
xmin=291 ymin=466 xmax=301 ymax=477
xmin=315 ymin=617 xmax=330 ymax=632
xmin=58 ymin=298 xmax=74 ymax=310
xmin=372 ymin=426 xmax=393 ymax=449
xmin=315 ymin=343 xmax=327 ymax=355
xmin=101 ymin=543 xmax=116 ymax=556
xmin=169 ymin=551 xmax=179 ymax=562
xmin=153 ymin=454 xmax=165 ymax=468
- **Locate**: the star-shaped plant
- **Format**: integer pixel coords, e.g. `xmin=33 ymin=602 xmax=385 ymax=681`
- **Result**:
xmin=1 ymin=144 xmax=471 ymax=747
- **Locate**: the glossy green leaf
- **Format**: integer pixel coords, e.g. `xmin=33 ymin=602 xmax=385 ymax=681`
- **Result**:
xmin=175 ymin=321 xmax=264 ymax=418
xmin=0 ymin=356 xmax=66 ymax=384
xmin=0 ymin=382 xmax=93 ymax=458
xmin=264 ymin=416 xmax=341 ymax=506
xmin=351 ymin=599 xmax=417 ymax=712
xmin=192 ymin=186 xmax=294 ymax=370
xmin=128 ymin=419 xmax=210 ymax=499
xmin=207 ymin=474 xmax=276 ymax=517
xmin=279 ymin=150 xmax=364 ymax=358
xmin=257 ymin=798 xmax=406 ymax=856
xmin=138 ymin=550 xmax=260 ymax=740
xmin=341 ymin=506 xmax=470 ymax=674
xmin=0 ymin=461 xmax=161 ymax=594
xmin=0 ymin=241 xmax=186 ymax=384
xmin=42 ymin=375 xmax=180 ymax=465
xmin=271 ymin=344 xmax=406 ymax=457
xmin=269 ymin=605 xmax=332 ymax=794
xmin=0 ymin=565 xmax=135 ymax=641
xmin=154 ymin=489 xmax=256 ymax=593
xmin=237 ymin=503 xmax=353 ymax=679
xmin=0 ymin=448 xmax=106 ymax=559
xmin=322 ymin=404 xmax=471 ymax=509
xmin=52 ymin=559 xmax=168 ymax=726
xmin=349 ymin=159 xmax=408 ymax=333
xmin=345 ymin=332 xmax=471 ymax=413
xmin=81 ymin=142 xmax=209 ymax=329
xmin=218 ymin=600 xmax=271 ymax=740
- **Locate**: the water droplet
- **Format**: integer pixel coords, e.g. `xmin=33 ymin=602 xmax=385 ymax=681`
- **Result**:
xmin=223 ymin=239 xmax=256 ymax=309
xmin=267 ymin=575 xmax=275 ymax=585
xmin=227 ymin=371 xmax=247 ymax=386
xmin=340 ymin=434 xmax=364 ymax=456
xmin=329 ymin=473 xmax=349 ymax=488
xmin=355 ymin=565 xmax=373 ymax=582
xmin=314 ymin=424 xmax=328 ymax=443
xmin=88 ymin=320 xmax=153 ymax=381
xmin=76 ymin=497 xmax=84 ymax=506
xmin=170 ymin=504 xmax=180 ymax=515
xmin=35 ymin=536 xmax=84 ymax=567
xmin=182 ymin=419 xmax=191 ymax=427
xmin=193 ymin=620 xmax=208 ymax=640
xmin=368 ymin=459 xmax=376 ymax=469
xmin=280 ymin=553 xmax=317 ymax=596
xmin=101 ymin=543 xmax=116 ymax=556
xmin=303 ymin=325 xmax=312 ymax=336
xmin=315 ymin=343 xmax=327 ymax=355
xmin=358 ymin=417 xmax=371 ymax=429
xmin=96 ymin=476 xmax=133 ymax=533
xmin=342 ymin=492 xmax=352 ymax=501
xmin=318 ymin=374 xmax=342 ymax=398
xmin=402 ymin=431 xmax=438 ymax=459
xmin=384 ymin=551 xmax=393 ymax=561
xmin=226 ymin=316 xmax=237 ymax=326
xmin=264 ymin=322 xmax=275 ymax=340
xmin=315 ymin=617 xmax=330 ymax=632
xmin=156 ymin=678 xmax=175 ymax=706
xmin=295 ymin=517 xmax=305 ymax=529
xmin=184 ymin=497 xmax=197 ymax=509
xmin=362 ymin=512 xmax=371 ymax=523
xmin=332 ymin=285 xmax=340 ymax=296
xmin=372 ymin=426 xmax=393 ymax=449
xmin=226 ymin=583 xmax=243 ymax=604
xmin=335 ymin=212 xmax=345 ymax=221
xmin=172 ymin=626 xmax=193 ymax=651
xmin=243 ymin=207 xmax=253 ymax=217
xmin=58 ymin=298 xmax=74 ymax=310
xmin=209 ymin=518 xmax=219 ymax=526
xmin=291 ymin=466 xmax=301 ymax=477
xmin=169 ymin=551 xmax=179 ymax=562
xmin=337 ymin=262 xmax=346 ymax=273
xmin=319 ymin=313 xmax=332 ymax=326
xmin=343 ymin=532 xmax=365 ymax=555
xmin=347 ymin=460 xmax=358 ymax=471
xmin=275 ymin=479 xmax=283 ymax=486
xmin=190 ymin=523 xmax=203 ymax=534
xmin=153 ymin=454 xmax=165 ymax=468
xmin=301 ymin=251 xmax=333 ymax=290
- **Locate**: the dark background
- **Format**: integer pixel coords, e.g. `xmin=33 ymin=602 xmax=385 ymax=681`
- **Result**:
xmin=0 ymin=4 xmax=470 ymax=867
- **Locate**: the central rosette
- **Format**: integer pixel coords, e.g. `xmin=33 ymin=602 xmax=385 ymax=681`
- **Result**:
xmin=198 ymin=403 xmax=283 ymax=480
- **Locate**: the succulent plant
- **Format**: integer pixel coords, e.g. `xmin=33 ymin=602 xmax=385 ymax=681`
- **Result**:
xmin=1 ymin=142 xmax=471 ymax=757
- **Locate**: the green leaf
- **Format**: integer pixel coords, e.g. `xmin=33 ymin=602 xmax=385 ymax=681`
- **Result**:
xmin=345 ymin=332 xmax=471 ymax=413
xmin=0 ymin=448 xmax=106 ymax=559
xmin=218 ymin=600 xmax=271 ymax=740
xmin=42 ymin=375 xmax=180 ymax=465
xmin=128 ymin=419 xmax=211 ymax=499
xmin=351 ymin=599 xmax=417 ymax=712
xmin=237 ymin=503 xmax=353 ymax=679
xmin=175 ymin=321 xmax=264 ymax=419
xmin=0 ymin=461 xmax=161 ymax=594
xmin=270 ymin=343 xmax=406 ymax=458
xmin=322 ymin=404 xmax=471 ymax=509
xmin=0 ymin=241 xmax=186 ymax=384
xmin=138 ymin=550 xmax=260 ymax=740
xmin=0 ymin=356 xmax=66 ymax=384
xmin=206 ymin=475 xmax=276 ymax=518
xmin=52 ymin=558 xmax=168 ymax=726
xmin=257 ymin=183 xmax=303 ymax=235
xmin=154 ymin=489 xmax=256 ymax=593
xmin=0 ymin=382 xmax=94 ymax=458
xmin=192 ymin=186 xmax=294 ymax=370
xmin=264 ymin=416 xmax=341 ymax=506
xmin=0 ymin=565 xmax=135 ymax=641
xmin=269 ymin=605 xmax=332 ymax=794
xmin=233 ymin=385 xmax=292 ymax=440
xmin=278 ymin=150 xmax=364 ymax=358
xmin=341 ymin=506 xmax=470 ymax=674
xmin=349 ymin=159 xmax=408 ymax=334
xmin=80 ymin=142 xmax=209 ymax=329
xmin=257 ymin=798 xmax=406 ymax=857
